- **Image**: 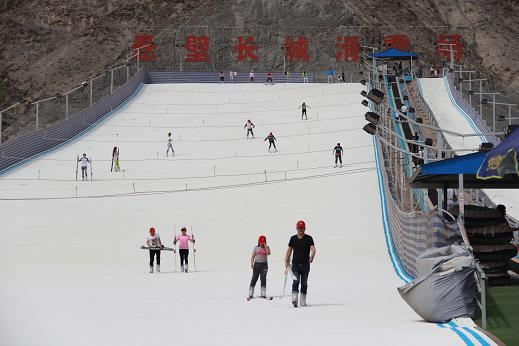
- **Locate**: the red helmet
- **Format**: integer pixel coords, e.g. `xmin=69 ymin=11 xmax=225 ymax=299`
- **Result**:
xmin=296 ymin=220 xmax=306 ymax=229
xmin=149 ymin=227 xmax=156 ymax=234
xmin=258 ymin=235 xmax=267 ymax=245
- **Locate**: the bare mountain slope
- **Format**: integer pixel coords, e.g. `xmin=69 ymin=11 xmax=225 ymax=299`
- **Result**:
xmin=0 ymin=0 xmax=518 ymax=139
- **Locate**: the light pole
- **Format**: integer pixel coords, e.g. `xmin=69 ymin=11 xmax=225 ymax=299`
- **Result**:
xmin=486 ymin=102 xmax=517 ymax=126
xmin=126 ymin=43 xmax=151 ymax=71
xmin=437 ymin=43 xmax=456 ymax=71
xmin=175 ymin=43 xmax=185 ymax=71
xmin=455 ymin=69 xmax=475 ymax=96
xmin=281 ymin=45 xmax=286 ymax=76
xmin=474 ymin=92 xmax=501 ymax=132
xmin=361 ymin=45 xmax=378 ymax=86
xmin=461 ymin=78 xmax=486 ymax=108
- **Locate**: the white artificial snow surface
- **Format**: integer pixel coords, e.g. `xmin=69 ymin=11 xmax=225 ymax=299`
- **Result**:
xmin=420 ymin=78 xmax=519 ymax=221
xmin=0 ymin=83 xmax=469 ymax=345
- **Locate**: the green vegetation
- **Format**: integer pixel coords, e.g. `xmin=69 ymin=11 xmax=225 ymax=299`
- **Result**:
xmin=475 ymin=276 xmax=519 ymax=346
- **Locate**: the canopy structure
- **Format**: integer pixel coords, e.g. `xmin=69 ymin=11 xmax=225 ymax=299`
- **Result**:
xmin=477 ymin=129 xmax=519 ymax=179
xmin=410 ymin=152 xmax=519 ymax=189
xmin=369 ymin=48 xmax=418 ymax=60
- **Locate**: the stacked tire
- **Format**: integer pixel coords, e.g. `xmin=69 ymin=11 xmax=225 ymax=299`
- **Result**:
xmin=449 ymin=205 xmax=518 ymax=286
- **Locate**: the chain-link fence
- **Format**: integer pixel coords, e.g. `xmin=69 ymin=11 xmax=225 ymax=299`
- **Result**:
xmin=0 ymin=56 xmax=140 ymax=145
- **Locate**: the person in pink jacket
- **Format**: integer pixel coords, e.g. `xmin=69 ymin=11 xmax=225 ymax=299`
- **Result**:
xmin=174 ymin=227 xmax=195 ymax=273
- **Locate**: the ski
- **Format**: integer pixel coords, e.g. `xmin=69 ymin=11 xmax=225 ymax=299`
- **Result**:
xmin=246 ymin=296 xmax=274 ymax=301
xmin=90 ymin=156 xmax=93 ymax=181
xmin=75 ymin=155 xmax=79 ymax=181
xmin=191 ymin=227 xmax=197 ymax=272
xmin=173 ymin=227 xmax=178 ymax=272
xmin=140 ymin=246 xmax=175 ymax=252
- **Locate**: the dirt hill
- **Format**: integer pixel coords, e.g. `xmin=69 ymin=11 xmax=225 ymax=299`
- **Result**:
xmin=0 ymin=0 xmax=518 ymax=140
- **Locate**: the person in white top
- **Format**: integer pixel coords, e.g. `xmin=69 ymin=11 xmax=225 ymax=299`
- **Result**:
xmin=244 ymin=119 xmax=256 ymax=138
xmin=77 ymin=153 xmax=90 ymax=180
xmin=249 ymin=70 xmax=255 ymax=83
xmin=302 ymin=70 xmax=308 ymax=83
xmin=146 ymin=227 xmax=164 ymax=273
xmin=229 ymin=70 xmax=234 ymax=83
xmin=166 ymin=132 xmax=174 ymax=157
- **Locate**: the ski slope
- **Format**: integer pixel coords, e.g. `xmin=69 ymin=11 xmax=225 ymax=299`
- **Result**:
xmin=0 ymin=83 xmax=490 ymax=345
xmin=420 ymin=78 xmax=519 ymax=221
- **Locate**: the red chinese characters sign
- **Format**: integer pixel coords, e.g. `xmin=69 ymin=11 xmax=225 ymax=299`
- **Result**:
xmin=185 ymin=35 xmax=209 ymax=62
xmin=436 ymin=34 xmax=463 ymax=62
xmin=234 ymin=36 xmax=258 ymax=62
xmin=284 ymin=36 xmax=310 ymax=62
xmin=131 ymin=34 xmax=157 ymax=62
xmin=383 ymin=35 xmax=411 ymax=51
xmin=335 ymin=36 xmax=360 ymax=62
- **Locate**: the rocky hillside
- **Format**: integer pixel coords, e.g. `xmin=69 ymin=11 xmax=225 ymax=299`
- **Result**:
xmin=0 ymin=0 xmax=518 ymax=140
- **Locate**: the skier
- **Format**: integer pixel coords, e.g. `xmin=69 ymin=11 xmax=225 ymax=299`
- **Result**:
xmin=174 ymin=227 xmax=195 ymax=273
xmin=244 ymin=119 xmax=255 ymax=139
xmin=249 ymin=70 xmax=255 ymax=83
xmin=299 ymin=102 xmax=310 ymax=120
xmin=146 ymin=227 xmax=164 ymax=273
xmin=77 ymin=153 xmax=90 ymax=180
xmin=229 ymin=70 xmax=234 ymax=83
xmin=166 ymin=132 xmax=175 ymax=157
xmin=334 ymin=142 xmax=343 ymax=168
xmin=264 ymin=132 xmax=277 ymax=152
xmin=284 ymin=220 xmax=316 ymax=307
xmin=248 ymin=235 xmax=271 ymax=299
xmin=266 ymin=72 xmax=273 ymax=85
xmin=111 ymin=146 xmax=120 ymax=172
xmin=302 ymin=70 xmax=308 ymax=83
xmin=327 ymin=67 xmax=334 ymax=83
xmin=219 ymin=71 xmax=225 ymax=83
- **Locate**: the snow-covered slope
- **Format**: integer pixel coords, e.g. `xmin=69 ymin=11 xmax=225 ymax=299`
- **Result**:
xmin=0 ymin=83 xmax=485 ymax=345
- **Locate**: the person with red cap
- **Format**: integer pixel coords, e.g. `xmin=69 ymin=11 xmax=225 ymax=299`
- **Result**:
xmin=146 ymin=227 xmax=164 ymax=273
xmin=284 ymin=220 xmax=316 ymax=307
xmin=264 ymin=132 xmax=277 ymax=152
xmin=248 ymin=235 xmax=271 ymax=299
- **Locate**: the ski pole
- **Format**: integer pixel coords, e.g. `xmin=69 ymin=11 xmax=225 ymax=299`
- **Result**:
xmin=191 ymin=226 xmax=197 ymax=272
xmin=281 ymin=271 xmax=288 ymax=299
xmin=174 ymin=227 xmax=177 ymax=272
xmin=90 ymin=156 xmax=93 ymax=181
xmin=281 ymin=256 xmax=292 ymax=299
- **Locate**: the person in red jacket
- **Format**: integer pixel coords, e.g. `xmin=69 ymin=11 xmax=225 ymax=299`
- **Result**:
xmin=266 ymin=72 xmax=273 ymax=85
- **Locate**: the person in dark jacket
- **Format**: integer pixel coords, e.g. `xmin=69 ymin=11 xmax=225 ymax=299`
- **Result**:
xmin=264 ymin=132 xmax=277 ymax=152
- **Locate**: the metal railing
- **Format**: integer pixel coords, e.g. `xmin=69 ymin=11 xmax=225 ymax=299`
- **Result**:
xmin=0 ymin=68 xmax=146 ymax=174
xmin=0 ymin=51 xmax=143 ymax=145
xmin=368 ymin=66 xmax=491 ymax=326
